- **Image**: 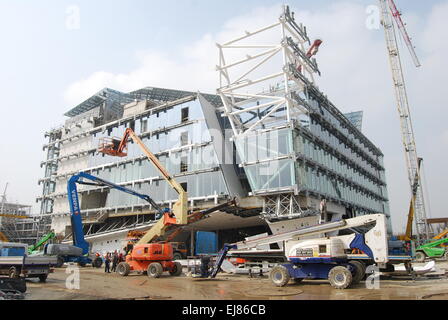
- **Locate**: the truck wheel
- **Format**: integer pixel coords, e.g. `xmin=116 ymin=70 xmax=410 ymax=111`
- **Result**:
xmin=117 ymin=262 xmax=130 ymax=276
xmin=56 ymin=256 xmax=64 ymax=268
xmin=349 ymin=261 xmax=366 ymax=285
xmin=173 ymin=252 xmax=183 ymax=260
xmin=147 ymin=263 xmax=163 ymax=278
xmin=93 ymin=258 xmax=103 ymax=268
xmin=38 ymin=274 xmax=48 ymax=283
xmin=415 ymin=251 xmax=426 ymax=262
xmin=270 ymin=265 xmax=291 ymax=287
xmin=169 ymin=262 xmax=183 ymax=276
xmin=329 ymin=266 xmax=353 ymax=290
xmin=8 ymin=267 xmax=19 ymax=279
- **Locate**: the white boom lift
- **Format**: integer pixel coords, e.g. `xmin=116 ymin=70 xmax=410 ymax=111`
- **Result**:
xmin=211 ymin=214 xmax=389 ymax=289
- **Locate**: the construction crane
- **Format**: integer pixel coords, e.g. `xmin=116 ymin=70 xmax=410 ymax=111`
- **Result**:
xmin=379 ymin=0 xmax=429 ymax=242
xmin=0 ymin=183 xmax=8 ymax=216
xmin=0 ymin=183 xmax=28 ymax=219
xmin=98 ymin=128 xmax=188 ymax=244
xmin=399 ymin=158 xmax=423 ymax=241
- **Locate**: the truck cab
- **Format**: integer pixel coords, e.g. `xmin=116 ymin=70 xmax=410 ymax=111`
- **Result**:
xmin=0 ymin=242 xmax=57 ymax=282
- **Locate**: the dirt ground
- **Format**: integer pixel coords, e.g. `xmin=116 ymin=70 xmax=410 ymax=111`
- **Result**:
xmin=25 ymin=261 xmax=448 ymax=300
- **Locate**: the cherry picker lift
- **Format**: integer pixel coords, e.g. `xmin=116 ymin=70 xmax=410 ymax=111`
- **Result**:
xmin=98 ymin=128 xmax=236 ymax=278
xmin=209 ymin=214 xmax=390 ymax=289
xmin=56 ymin=172 xmax=166 ymax=268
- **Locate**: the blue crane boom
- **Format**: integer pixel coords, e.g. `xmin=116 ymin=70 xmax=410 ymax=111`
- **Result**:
xmin=67 ymin=172 xmax=164 ymax=255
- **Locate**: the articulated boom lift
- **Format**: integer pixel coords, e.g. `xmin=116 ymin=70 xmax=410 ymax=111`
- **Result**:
xmin=98 ymin=128 xmax=201 ymax=278
xmin=99 ymin=128 xmax=188 ymax=245
xmin=28 ymin=232 xmax=56 ymax=255
xmin=64 ymin=172 xmax=163 ymax=267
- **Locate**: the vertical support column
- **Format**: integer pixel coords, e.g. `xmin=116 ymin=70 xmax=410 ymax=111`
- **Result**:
xmin=190 ymin=229 xmax=195 ymax=257
xmin=281 ymin=6 xmax=291 ymax=123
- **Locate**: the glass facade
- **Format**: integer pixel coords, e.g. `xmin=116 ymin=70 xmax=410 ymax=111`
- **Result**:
xmin=44 ymin=98 xmax=229 ymax=215
xmin=83 ymin=100 xmax=228 ymax=208
xmin=38 ymin=86 xmax=391 ymax=234
xmin=344 ymin=111 xmax=364 ymax=132
xmin=234 ymin=94 xmax=389 ymax=217
xmin=235 ymin=128 xmax=296 ymax=192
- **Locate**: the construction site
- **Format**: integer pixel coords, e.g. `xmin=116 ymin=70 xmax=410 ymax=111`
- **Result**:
xmin=1 ymin=1 xmax=447 ymax=305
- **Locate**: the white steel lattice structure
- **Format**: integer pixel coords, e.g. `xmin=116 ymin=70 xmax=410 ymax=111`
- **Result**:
xmin=216 ymin=5 xmax=321 ymax=138
xmin=263 ymin=194 xmax=314 ymax=220
xmin=379 ymin=0 xmax=429 ymax=241
xmin=216 ymin=5 xmax=323 ymax=220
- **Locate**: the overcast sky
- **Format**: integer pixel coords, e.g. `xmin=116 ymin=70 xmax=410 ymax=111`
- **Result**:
xmin=0 ymin=0 xmax=446 ymax=234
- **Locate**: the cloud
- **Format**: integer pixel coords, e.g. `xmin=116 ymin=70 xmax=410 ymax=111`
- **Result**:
xmin=63 ymin=4 xmax=284 ymax=106
xmin=64 ymin=2 xmax=385 ymax=107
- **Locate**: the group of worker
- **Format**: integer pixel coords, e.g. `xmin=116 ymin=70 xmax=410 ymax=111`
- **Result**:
xmin=103 ymin=250 xmax=124 ymax=273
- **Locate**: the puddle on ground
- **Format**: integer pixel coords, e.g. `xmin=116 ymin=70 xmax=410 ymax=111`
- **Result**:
xmin=244 ymin=286 xmax=303 ymax=297
xmin=421 ymin=292 xmax=448 ymax=300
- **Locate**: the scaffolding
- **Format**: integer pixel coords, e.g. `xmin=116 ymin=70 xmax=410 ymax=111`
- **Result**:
xmin=0 ymin=202 xmax=38 ymax=245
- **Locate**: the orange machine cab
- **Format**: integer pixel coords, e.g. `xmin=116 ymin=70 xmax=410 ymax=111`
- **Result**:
xmin=125 ymin=243 xmax=176 ymax=274
xmin=128 ymin=243 xmax=174 ymax=261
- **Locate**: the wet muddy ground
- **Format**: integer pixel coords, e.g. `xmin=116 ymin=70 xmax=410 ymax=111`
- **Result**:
xmin=25 ymin=261 xmax=448 ymax=300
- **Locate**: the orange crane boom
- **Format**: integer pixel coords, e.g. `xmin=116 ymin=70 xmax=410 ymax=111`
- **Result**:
xmin=98 ymin=128 xmax=188 ymax=244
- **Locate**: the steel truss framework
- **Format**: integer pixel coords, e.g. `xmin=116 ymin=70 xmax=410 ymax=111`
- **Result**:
xmin=217 ymin=5 xmax=322 ymax=221
xmin=263 ymin=193 xmax=303 ymax=220
xmin=262 ymin=193 xmax=322 ymax=221
xmin=217 ymin=6 xmax=390 ymax=222
xmin=216 ymin=5 xmax=320 ymax=139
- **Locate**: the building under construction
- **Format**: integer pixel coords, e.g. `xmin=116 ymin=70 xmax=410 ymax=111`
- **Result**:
xmin=37 ymin=7 xmax=391 ymax=254
xmin=0 ymin=201 xmax=39 ymax=245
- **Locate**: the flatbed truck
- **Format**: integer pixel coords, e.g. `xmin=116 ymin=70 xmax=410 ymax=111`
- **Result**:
xmin=0 ymin=242 xmax=57 ymax=282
